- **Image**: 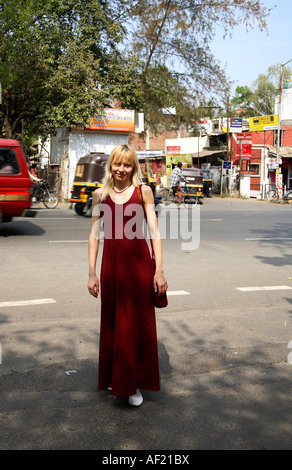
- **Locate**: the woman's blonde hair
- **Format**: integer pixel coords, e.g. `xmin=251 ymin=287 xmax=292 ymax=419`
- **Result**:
xmin=101 ymin=144 xmax=143 ymax=201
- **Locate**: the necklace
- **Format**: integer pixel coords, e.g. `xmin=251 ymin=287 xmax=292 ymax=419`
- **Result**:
xmin=113 ymin=184 xmax=131 ymax=194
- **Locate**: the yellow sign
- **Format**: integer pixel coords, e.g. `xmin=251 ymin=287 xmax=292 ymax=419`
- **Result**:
xmin=88 ymin=109 xmax=135 ymax=132
xmin=166 ymin=154 xmax=192 ymax=184
xmin=249 ymin=115 xmax=278 ymax=132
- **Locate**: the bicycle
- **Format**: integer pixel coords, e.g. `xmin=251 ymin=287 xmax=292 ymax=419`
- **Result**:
xmin=158 ymin=182 xmax=202 ymax=209
xmin=266 ymin=187 xmax=292 ymax=205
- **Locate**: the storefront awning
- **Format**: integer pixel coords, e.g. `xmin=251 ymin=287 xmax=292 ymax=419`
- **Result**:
xmin=268 ymin=146 xmax=292 ymax=158
xmin=191 ymin=149 xmax=225 ymax=159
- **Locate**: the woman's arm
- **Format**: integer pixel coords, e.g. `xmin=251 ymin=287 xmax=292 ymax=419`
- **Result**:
xmin=88 ymin=188 xmax=102 ymax=298
xmin=142 ymin=185 xmax=168 ymax=297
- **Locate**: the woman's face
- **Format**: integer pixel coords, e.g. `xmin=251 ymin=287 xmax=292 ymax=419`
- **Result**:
xmin=111 ymin=158 xmax=133 ymax=185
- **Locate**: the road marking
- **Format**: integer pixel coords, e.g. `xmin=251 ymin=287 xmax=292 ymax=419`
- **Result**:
xmin=49 ymin=240 xmax=88 ymax=243
xmin=15 ymin=217 xmax=76 ymax=220
xmin=0 ymin=298 xmax=57 ymax=308
xmin=167 ymin=290 xmax=190 ymax=296
xmin=236 ymin=286 xmax=292 ymax=292
xmin=245 ymin=238 xmax=292 ymax=241
xmin=0 ymin=293 xmax=188 ymax=308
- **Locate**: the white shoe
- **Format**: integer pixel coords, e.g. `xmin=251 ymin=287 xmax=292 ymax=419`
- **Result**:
xmin=107 ymin=387 xmax=112 ymax=391
xmin=128 ymin=389 xmax=143 ymax=407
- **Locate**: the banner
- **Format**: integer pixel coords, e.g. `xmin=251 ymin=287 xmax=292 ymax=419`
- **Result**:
xmin=223 ymin=118 xmax=243 ymax=133
xmin=166 ymin=146 xmax=181 ymax=154
xmin=88 ymin=109 xmax=135 ymax=132
xmin=236 ymin=133 xmax=252 ymax=160
xmin=249 ymin=115 xmax=278 ymax=132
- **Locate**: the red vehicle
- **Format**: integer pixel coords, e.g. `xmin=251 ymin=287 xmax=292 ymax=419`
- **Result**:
xmin=0 ymin=139 xmax=32 ymax=223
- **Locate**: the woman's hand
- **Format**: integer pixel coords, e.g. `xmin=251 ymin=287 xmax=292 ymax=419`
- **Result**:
xmin=153 ymin=271 xmax=168 ymax=298
xmin=88 ymin=274 xmax=99 ymax=298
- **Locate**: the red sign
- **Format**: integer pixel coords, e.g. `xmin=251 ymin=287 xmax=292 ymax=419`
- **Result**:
xmin=237 ymin=133 xmax=252 ymax=140
xmin=236 ymin=133 xmax=252 ymax=159
xmin=166 ymin=146 xmax=181 ymax=154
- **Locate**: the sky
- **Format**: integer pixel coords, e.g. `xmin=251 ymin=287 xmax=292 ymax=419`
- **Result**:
xmin=209 ymin=0 xmax=292 ymax=93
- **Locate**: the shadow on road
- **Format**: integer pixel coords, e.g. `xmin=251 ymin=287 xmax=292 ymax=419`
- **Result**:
xmin=0 ymin=220 xmax=45 ymax=237
xmin=1 ymin=314 xmax=292 ymax=450
xmin=247 ymin=222 xmax=292 ymax=268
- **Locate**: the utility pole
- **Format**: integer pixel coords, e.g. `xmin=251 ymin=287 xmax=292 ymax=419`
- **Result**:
xmin=226 ymin=94 xmax=231 ymax=193
xmin=226 ymin=95 xmax=230 ymax=161
xmin=276 ymin=59 xmax=292 ymax=195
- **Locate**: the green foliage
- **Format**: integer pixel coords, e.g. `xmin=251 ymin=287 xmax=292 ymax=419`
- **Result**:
xmin=252 ymin=73 xmax=277 ymax=116
xmin=121 ymin=0 xmax=272 ymax=129
xmin=0 ymin=0 xmax=140 ymax=144
xmin=231 ymin=86 xmax=256 ymax=117
xmin=231 ymin=63 xmax=292 ymax=117
xmin=0 ymin=0 xmax=273 ymax=143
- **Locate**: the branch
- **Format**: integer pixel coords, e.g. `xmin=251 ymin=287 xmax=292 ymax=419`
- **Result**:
xmin=142 ymin=0 xmax=173 ymax=79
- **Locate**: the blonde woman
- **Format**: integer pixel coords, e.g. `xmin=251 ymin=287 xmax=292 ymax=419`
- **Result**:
xmin=88 ymin=144 xmax=168 ymax=406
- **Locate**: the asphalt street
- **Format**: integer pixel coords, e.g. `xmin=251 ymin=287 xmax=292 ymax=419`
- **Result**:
xmin=0 ymin=197 xmax=292 ymax=450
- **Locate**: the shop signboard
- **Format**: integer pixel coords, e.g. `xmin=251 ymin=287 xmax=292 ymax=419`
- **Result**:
xmin=236 ymin=133 xmax=252 ymax=160
xmin=223 ymin=118 xmax=243 ymax=133
xmin=268 ymin=158 xmax=278 ymax=170
xmin=88 ymin=108 xmax=135 ymax=132
xmin=276 ymin=172 xmax=283 ymax=196
xmin=166 ymin=146 xmax=181 ymax=154
xmin=249 ymin=115 xmax=278 ymax=132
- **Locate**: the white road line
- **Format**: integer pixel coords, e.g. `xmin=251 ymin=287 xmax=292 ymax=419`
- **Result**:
xmin=245 ymin=238 xmax=292 ymax=241
xmin=0 ymin=298 xmax=57 ymax=308
xmin=202 ymin=219 xmax=223 ymax=221
xmin=167 ymin=290 xmax=190 ymax=296
xmin=49 ymin=240 xmax=88 ymax=243
xmin=15 ymin=217 xmax=76 ymax=220
xmin=236 ymin=286 xmax=292 ymax=292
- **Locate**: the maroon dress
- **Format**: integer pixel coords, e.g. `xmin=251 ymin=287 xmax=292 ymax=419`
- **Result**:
xmin=98 ymin=186 xmax=160 ymax=397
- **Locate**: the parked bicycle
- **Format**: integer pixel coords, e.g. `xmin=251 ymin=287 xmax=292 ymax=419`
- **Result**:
xmin=32 ymin=180 xmax=59 ymax=209
xmin=266 ymin=187 xmax=292 ymax=205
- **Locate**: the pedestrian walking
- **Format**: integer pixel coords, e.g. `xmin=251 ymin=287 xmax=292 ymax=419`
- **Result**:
xmin=169 ymin=162 xmax=183 ymax=203
xmin=88 ymin=144 xmax=168 ymax=406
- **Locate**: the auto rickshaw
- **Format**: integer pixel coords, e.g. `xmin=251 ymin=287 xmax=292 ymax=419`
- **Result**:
xmin=138 ymin=154 xmax=165 ymax=193
xmin=69 ymin=152 xmax=110 ymax=215
xmin=180 ymin=167 xmax=204 ymax=205
xmin=202 ymin=168 xmax=213 ymax=197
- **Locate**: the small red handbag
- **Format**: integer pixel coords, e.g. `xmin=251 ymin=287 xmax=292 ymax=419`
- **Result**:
xmin=137 ymin=185 xmax=168 ymax=308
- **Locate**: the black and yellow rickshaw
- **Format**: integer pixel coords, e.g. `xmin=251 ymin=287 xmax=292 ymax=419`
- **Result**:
xmin=138 ymin=154 xmax=166 ymax=194
xmin=69 ymin=152 xmax=110 ymax=215
xmin=181 ymin=167 xmax=204 ymax=205
xmin=202 ymin=168 xmax=213 ymax=197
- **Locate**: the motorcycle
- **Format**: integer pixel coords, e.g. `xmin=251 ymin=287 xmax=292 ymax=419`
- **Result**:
xmin=32 ymin=180 xmax=59 ymax=209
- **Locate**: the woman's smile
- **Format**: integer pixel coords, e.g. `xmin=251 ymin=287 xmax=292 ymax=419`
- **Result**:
xmin=111 ymin=159 xmax=133 ymax=184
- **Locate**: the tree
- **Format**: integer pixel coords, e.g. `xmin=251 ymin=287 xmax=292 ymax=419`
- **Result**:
xmin=0 ymin=0 xmax=273 ymax=146
xmin=231 ymin=64 xmax=292 ymax=118
xmin=251 ymin=73 xmax=277 ymax=116
xmin=231 ymin=86 xmax=255 ymax=117
xmin=0 ymin=0 xmax=142 ymax=148
xmin=266 ymin=64 xmax=292 ymax=88
xmin=119 ymin=0 xmax=272 ymax=128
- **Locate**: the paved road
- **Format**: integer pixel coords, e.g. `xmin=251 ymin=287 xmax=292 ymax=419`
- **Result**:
xmin=0 ymin=198 xmax=292 ymax=450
